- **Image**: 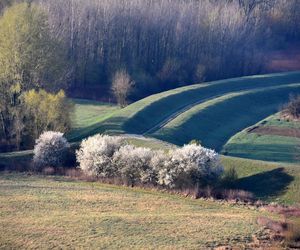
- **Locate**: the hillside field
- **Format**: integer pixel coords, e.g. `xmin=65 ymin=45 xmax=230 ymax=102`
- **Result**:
xmin=223 ymin=114 xmax=300 ymax=163
xmin=67 ymin=72 xmax=300 ymax=156
xmin=0 ymin=172 xmax=276 ymax=249
xmin=1 ymin=72 xmax=300 ymax=207
xmin=65 ymin=95 xmax=300 ymax=204
xmin=66 ymin=73 xmax=300 ymax=164
xmin=151 ymin=84 xmax=300 ymax=150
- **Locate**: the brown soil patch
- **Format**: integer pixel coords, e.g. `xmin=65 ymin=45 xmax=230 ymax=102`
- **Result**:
xmin=247 ymin=126 xmax=300 ymax=138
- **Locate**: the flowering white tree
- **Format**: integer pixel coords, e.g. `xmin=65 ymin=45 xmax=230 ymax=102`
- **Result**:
xmin=76 ymin=134 xmax=123 ymax=177
xmin=157 ymin=144 xmax=224 ymax=188
xmin=113 ymin=145 xmax=156 ymax=185
xmin=33 ymin=131 xmax=70 ymax=170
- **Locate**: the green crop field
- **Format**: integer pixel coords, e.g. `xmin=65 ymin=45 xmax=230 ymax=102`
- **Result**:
xmin=0 ymin=172 xmax=275 ymax=249
xmin=223 ymin=114 xmax=300 ymax=163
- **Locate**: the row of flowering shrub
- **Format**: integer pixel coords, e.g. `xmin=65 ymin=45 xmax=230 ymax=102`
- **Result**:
xmin=76 ymin=134 xmax=224 ymax=188
xmin=33 ymin=132 xmax=224 ymax=189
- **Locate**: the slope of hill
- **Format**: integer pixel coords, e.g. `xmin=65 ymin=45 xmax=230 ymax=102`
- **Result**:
xmin=223 ymin=114 xmax=300 ymax=163
xmin=2 ymin=72 xmax=300 ymax=169
xmin=67 ymin=72 xmax=300 ymax=142
xmin=151 ymin=83 xmax=300 ymax=150
xmin=68 ymin=99 xmax=119 ymax=141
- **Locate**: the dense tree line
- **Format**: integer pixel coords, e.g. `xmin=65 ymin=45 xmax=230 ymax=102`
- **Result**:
xmin=33 ymin=0 xmax=299 ymax=99
xmin=1 ymin=0 xmax=299 ymax=99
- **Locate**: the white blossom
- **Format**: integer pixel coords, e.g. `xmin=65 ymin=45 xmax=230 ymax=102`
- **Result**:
xmin=76 ymin=135 xmax=223 ymax=188
xmin=113 ymin=145 xmax=156 ymax=185
xmin=157 ymin=144 xmax=224 ymax=188
xmin=33 ymin=131 xmax=70 ymax=170
xmin=76 ymin=134 xmax=123 ymax=177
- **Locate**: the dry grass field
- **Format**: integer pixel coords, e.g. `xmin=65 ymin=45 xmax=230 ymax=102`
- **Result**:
xmin=0 ymin=173 xmax=274 ymax=249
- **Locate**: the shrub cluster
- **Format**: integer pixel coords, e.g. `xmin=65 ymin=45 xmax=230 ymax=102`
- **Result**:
xmin=33 ymin=131 xmax=70 ymax=171
xmin=76 ymin=134 xmax=224 ymax=189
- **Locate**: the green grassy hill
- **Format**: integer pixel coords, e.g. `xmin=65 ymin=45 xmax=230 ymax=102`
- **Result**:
xmin=67 ymin=72 xmax=300 ymax=142
xmin=151 ymin=83 xmax=300 ymax=150
xmin=4 ymin=72 xmax=300 ymax=166
xmin=223 ymin=114 xmax=300 ymax=163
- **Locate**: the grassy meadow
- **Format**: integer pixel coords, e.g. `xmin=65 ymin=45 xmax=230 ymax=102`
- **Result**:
xmin=0 ymin=172 xmax=274 ymax=249
xmin=68 ymin=99 xmax=119 ymax=141
xmin=1 ymin=97 xmax=300 ymax=249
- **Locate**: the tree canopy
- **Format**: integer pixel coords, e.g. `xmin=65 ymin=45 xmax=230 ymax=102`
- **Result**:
xmin=0 ymin=3 xmax=70 ymax=151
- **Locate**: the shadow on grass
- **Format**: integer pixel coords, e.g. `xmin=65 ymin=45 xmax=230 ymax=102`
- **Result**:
xmin=236 ymin=167 xmax=294 ymax=200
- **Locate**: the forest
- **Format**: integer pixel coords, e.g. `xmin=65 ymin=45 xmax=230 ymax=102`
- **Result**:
xmin=0 ymin=0 xmax=299 ymax=151
xmin=1 ymin=0 xmax=299 ymax=99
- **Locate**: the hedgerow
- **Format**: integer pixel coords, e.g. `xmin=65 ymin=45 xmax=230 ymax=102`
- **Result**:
xmin=76 ymin=134 xmax=224 ymax=189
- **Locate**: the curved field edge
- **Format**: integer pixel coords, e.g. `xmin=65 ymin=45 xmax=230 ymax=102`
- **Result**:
xmin=151 ymin=83 xmax=300 ymax=150
xmin=0 ymin=172 xmax=275 ymax=249
xmin=223 ymin=113 xmax=300 ymax=163
xmin=68 ymin=71 xmax=300 ymax=141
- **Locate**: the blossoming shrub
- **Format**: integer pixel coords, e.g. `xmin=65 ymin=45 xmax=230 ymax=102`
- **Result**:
xmin=113 ymin=145 xmax=156 ymax=186
xmin=76 ymin=134 xmax=123 ymax=177
xmin=76 ymin=135 xmax=223 ymax=189
xmin=157 ymin=144 xmax=224 ymax=189
xmin=151 ymin=150 xmax=172 ymax=187
xmin=33 ymin=131 xmax=70 ymax=170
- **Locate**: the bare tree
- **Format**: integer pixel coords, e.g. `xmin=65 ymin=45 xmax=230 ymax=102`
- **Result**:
xmin=111 ymin=70 xmax=134 ymax=108
xmin=282 ymin=95 xmax=300 ymax=119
